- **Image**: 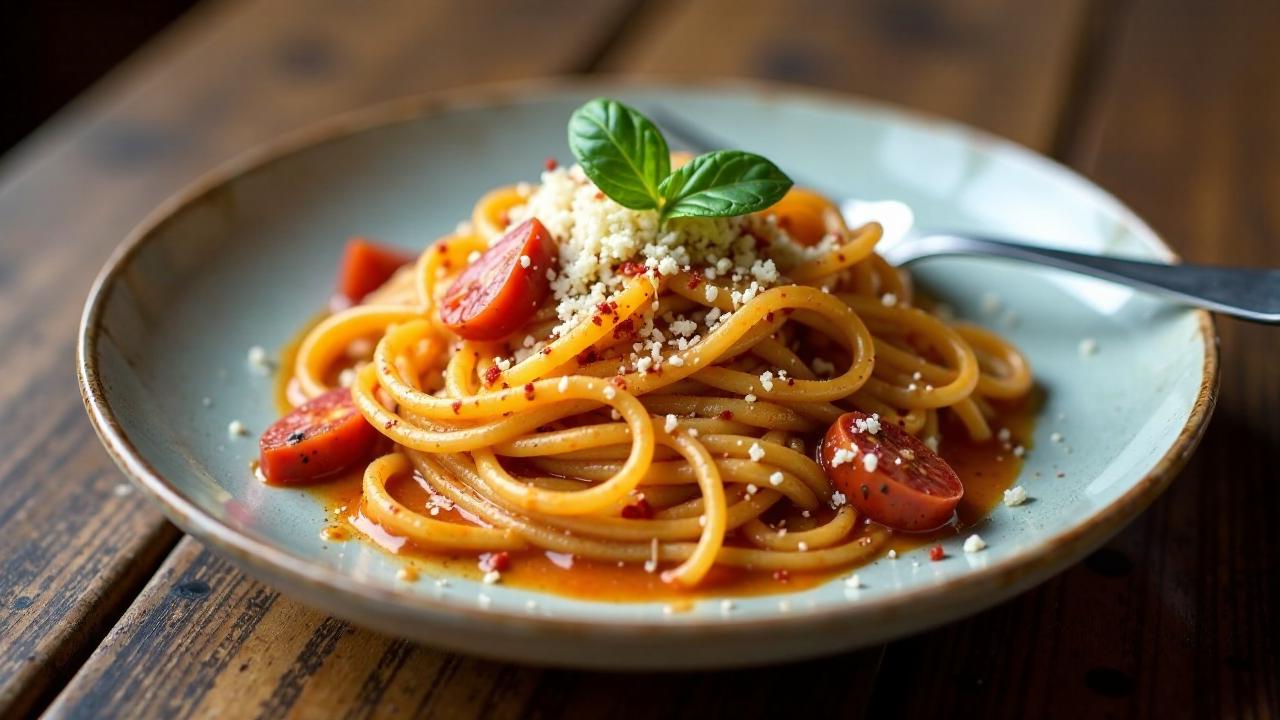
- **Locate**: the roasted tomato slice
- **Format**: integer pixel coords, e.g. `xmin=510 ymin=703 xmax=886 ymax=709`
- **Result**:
xmin=761 ymin=187 xmax=839 ymax=246
xmin=337 ymin=237 xmax=416 ymax=304
xmin=819 ymin=411 xmax=963 ymax=532
xmin=259 ymin=388 xmax=378 ymax=484
xmin=440 ymin=218 xmax=556 ymax=341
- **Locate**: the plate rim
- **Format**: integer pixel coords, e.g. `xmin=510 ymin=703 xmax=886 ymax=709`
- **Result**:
xmin=76 ymin=75 xmax=1220 ymax=638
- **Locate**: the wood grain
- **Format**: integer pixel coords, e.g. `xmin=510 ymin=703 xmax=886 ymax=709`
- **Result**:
xmin=0 ymin=0 xmax=640 ymax=716
xmin=32 ymin=1 xmax=1094 ymax=718
xmin=867 ymin=0 xmax=1280 ymax=717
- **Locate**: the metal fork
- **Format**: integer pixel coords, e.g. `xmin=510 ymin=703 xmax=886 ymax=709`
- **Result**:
xmin=649 ymin=108 xmax=1280 ymax=324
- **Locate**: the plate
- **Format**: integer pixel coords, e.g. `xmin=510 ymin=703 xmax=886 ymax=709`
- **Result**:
xmin=78 ymin=79 xmax=1217 ymax=669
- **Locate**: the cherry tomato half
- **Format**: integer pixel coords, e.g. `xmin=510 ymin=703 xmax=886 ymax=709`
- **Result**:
xmin=819 ymin=411 xmax=963 ymax=532
xmin=440 ymin=218 xmax=556 ymax=341
xmin=337 ymin=237 xmax=416 ymax=304
xmin=259 ymin=388 xmax=378 ymax=484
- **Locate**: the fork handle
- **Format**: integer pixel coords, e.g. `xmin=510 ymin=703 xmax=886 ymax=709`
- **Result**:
xmin=901 ymin=234 xmax=1280 ymax=324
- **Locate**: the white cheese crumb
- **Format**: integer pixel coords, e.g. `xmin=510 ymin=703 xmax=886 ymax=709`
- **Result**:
xmin=844 ymin=573 xmax=862 ymax=588
xmin=881 ymin=293 xmax=897 ymax=307
xmin=748 ymin=442 xmax=766 ymax=462
xmin=720 ymin=599 xmax=735 ymax=614
xmin=744 ymin=393 xmax=757 ymax=403
xmin=1079 ymin=337 xmax=1099 ymax=356
xmin=1051 ymin=432 xmax=1064 ymax=443
xmin=482 ymin=570 xmax=501 ymax=585
xmin=997 ymin=427 xmax=1012 ymax=442
xmin=857 ymin=414 xmax=882 ymax=435
xmin=963 ymin=534 xmax=987 ymax=553
xmin=519 ymin=254 xmax=531 ymax=268
xmin=862 ymin=453 xmax=879 ymax=472
xmin=246 ymin=346 xmax=272 ymax=374
xmin=746 ymin=483 xmax=759 ymax=495
xmin=768 ymin=471 xmax=785 ymax=487
xmin=1003 ymin=485 xmax=1029 ymax=507
xmin=227 ymin=420 xmax=248 ymax=438
xmin=664 ymin=414 xmax=678 ymax=433
xmin=603 ymin=385 xmax=617 ymax=400
xmin=668 ymin=355 xmax=685 ymax=367
xmin=887 ymin=549 xmax=898 ymax=559
xmin=759 ymin=371 xmax=775 ymax=392
xmin=830 ymin=447 xmax=857 ymax=467
xmin=1013 ymin=445 xmax=1026 ymax=458
xmin=830 ymin=491 xmax=847 ymax=508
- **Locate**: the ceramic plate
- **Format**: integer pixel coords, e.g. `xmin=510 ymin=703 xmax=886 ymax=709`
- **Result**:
xmin=78 ymin=79 xmax=1217 ymax=669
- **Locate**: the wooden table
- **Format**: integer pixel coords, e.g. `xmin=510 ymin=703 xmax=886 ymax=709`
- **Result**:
xmin=2 ymin=1 xmax=1275 ymax=716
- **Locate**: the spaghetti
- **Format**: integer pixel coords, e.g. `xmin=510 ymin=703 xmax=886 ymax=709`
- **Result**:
xmin=272 ymin=163 xmax=1032 ymax=590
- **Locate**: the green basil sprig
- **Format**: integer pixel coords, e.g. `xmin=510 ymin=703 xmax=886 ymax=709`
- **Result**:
xmin=567 ymin=98 xmax=792 ymax=225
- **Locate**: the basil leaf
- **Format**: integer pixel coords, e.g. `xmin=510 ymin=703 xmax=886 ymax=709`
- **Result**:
xmin=568 ymin=98 xmax=670 ymax=210
xmin=657 ymin=150 xmax=793 ymax=222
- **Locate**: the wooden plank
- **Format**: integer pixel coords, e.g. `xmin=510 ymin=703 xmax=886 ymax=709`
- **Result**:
xmin=0 ymin=0 xmax=639 ymax=716
xmin=868 ymin=0 xmax=1280 ymax=716
xmin=38 ymin=0 xmax=1093 ymax=717
xmin=600 ymin=0 xmax=1088 ymax=150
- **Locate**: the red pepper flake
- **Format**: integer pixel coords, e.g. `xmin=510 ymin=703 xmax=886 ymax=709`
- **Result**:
xmin=524 ymin=383 xmax=536 ymax=401
xmin=451 ymin=400 xmax=462 ymax=414
xmin=480 ymin=551 xmax=511 ymax=573
xmin=787 ymin=378 xmax=796 ymax=386
xmin=686 ymin=270 xmax=703 ymax=290
xmin=498 ymin=210 xmax=509 ymax=226
xmin=483 ymin=365 xmax=502 ymax=386
xmin=544 ymin=157 xmax=558 ymax=171
xmin=576 ymin=348 xmax=599 ymax=365
xmin=719 ymin=410 xmax=734 ymax=421
xmin=620 ymin=499 xmax=653 ymax=520
xmin=929 ymin=545 xmax=945 ymax=562
xmin=384 ymin=419 xmax=398 ymax=429
xmin=596 ymin=302 xmax=614 ymax=315
xmin=611 ymin=376 xmax=627 ymax=390
xmin=541 ymin=347 xmax=553 ymax=355
xmin=618 ymin=261 xmax=645 ymax=276
xmin=765 ymin=311 xmax=775 ymax=322
xmin=591 ymin=315 xmax=603 ymax=326
xmin=772 ymin=569 xmax=790 ymax=583
xmin=612 ymin=318 xmax=635 ymax=339
xmin=594 ymin=191 xmax=605 ymax=201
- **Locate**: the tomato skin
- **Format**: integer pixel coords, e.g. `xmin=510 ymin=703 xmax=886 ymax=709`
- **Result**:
xmin=440 ymin=218 xmax=556 ymax=341
xmin=337 ymin=238 xmax=416 ymax=304
xmin=259 ymin=388 xmax=379 ymax=484
xmin=819 ymin=411 xmax=963 ymax=532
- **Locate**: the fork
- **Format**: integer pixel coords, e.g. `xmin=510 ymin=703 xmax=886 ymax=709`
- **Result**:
xmin=649 ymin=108 xmax=1280 ymax=324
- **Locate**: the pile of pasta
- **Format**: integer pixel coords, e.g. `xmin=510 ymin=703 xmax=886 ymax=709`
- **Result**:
xmin=290 ymin=186 xmax=1031 ymax=587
